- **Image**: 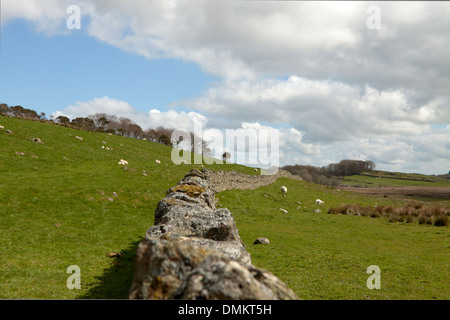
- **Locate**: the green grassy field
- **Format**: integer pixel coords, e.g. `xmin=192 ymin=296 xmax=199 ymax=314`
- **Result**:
xmin=1 ymin=116 xmax=449 ymax=299
xmin=218 ymin=180 xmax=449 ymax=299
xmin=0 ymin=116 xmax=255 ymax=299
xmin=343 ymin=172 xmax=450 ymax=187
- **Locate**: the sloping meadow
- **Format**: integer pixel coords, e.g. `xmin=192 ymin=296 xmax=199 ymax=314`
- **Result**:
xmin=0 ymin=116 xmax=255 ymax=298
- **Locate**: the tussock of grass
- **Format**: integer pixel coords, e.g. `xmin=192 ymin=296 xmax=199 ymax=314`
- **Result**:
xmin=328 ymin=201 xmax=450 ymax=226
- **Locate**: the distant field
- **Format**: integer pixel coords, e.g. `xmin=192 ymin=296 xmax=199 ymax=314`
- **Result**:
xmin=344 ymin=186 xmax=450 ymax=202
xmin=362 ymin=170 xmax=443 ymax=182
xmin=343 ymin=173 xmax=450 ymax=188
xmin=340 ymin=171 xmax=450 ymax=202
xmin=1 ymin=115 xmax=449 ymax=300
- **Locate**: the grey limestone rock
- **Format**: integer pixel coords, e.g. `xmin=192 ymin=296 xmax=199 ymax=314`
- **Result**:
xmin=129 ymin=169 xmax=300 ymax=300
xmin=253 ymin=237 xmax=270 ymax=245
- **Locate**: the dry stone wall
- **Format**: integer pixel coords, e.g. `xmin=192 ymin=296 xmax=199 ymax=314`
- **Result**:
xmin=208 ymin=168 xmax=302 ymax=192
xmin=129 ymin=169 xmax=300 ymax=300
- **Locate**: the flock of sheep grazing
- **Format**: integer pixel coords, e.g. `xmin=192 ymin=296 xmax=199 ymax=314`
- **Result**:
xmin=114 ymin=153 xmax=322 ymax=211
xmin=281 ymin=185 xmax=325 ymax=206
xmin=118 ymin=159 xmax=162 ymax=165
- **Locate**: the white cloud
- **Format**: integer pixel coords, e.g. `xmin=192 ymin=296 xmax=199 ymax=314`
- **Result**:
xmin=52 ymin=96 xmax=135 ymax=119
xmin=1 ymin=0 xmax=77 ymax=35
xmin=183 ymin=76 xmax=442 ymax=143
xmin=5 ymin=1 xmax=450 ymax=92
xmin=68 ymin=0 xmax=450 ymax=99
xmin=51 ymin=96 xmax=207 ymax=131
xmin=276 ymin=129 xmax=450 ymax=175
xmin=146 ymin=109 xmax=207 ymax=131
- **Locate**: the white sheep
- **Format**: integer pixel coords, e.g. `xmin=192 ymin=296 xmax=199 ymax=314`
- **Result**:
xmin=315 ymin=199 xmax=324 ymax=205
xmin=280 ymin=186 xmax=287 ymax=194
xmin=118 ymin=159 xmax=128 ymax=165
xmin=155 ymin=160 xmax=161 ymax=164
xmin=0 ymin=125 xmax=4 ymax=129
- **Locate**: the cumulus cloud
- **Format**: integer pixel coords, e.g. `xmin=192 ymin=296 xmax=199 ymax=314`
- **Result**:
xmin=5 ymin=1 xmax=450 ymax=97
xmin=51 ymin=96 xmax=207 ymax=131
xmin=70 ymin=1 xmax=450 ymax=98
xmin=1 ymin=0 xmax=78 ymax=35
xmin=52 ymin=96 xmax=136 ymax=119
xmin=316 ymin=126 xmax=450 ymax=175
xmin=183 ymin=76 xmax=444 ymax=143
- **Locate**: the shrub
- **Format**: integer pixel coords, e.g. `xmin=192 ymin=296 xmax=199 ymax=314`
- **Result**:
xmin=406 ymin=215 xmax=415 ymax=223
xmin=328 ymin=202 xmax=449 ymax=227
xmin=384 ymin=206 xmax=395 ymax=215
xmin=418 ymin=215 xmax=426 ymax=224
xmin=433 ymin=215 xmax=449 ymax=227
xmin=327 ymin=207 xmax=341 ymax=215
xmin=389 ymin=213 xmax=400 ymax=223
xmin=370 ymin=211 xmax=380 ymax=218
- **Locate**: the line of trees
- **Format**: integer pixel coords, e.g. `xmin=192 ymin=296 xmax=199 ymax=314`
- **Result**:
xmin=0 ymin=103 xmax=46 ymax=120
xmin=0 ymin=103 xmax=207 ymax=153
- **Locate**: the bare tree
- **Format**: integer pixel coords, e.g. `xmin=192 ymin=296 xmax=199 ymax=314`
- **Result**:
xmin=56 ymin=115 xmax=70 ymax=124
xmin=189 ymin=132 xmax=208 ymax=154
xmin=71 ymin=117 xmax=95 ymax=130
xmin=222 ymin=152 xmax=231 ymax=161
xmin=366 ymin=160 xmax=376 ymax=171
xmin=0 ymin=103 xmax=9 ymax=114
xmin=116 ymin=117 xmax=144 ymax=138
xmin=143 ymin=128 xmax=158 ymax=142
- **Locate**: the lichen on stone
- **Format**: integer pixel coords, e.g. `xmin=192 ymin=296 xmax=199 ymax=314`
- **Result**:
xmin=171 ymin=184 xmax=205 ymax=198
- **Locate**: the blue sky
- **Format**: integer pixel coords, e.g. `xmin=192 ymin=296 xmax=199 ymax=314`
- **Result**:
xmin=0 ymin=19 xmax=216 ymax=116
xmin=1 ymin=1 xmax=449 ymax=174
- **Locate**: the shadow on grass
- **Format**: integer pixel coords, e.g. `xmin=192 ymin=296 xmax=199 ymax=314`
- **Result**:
xmin=77 ymin=239 xmax=143 ymax=299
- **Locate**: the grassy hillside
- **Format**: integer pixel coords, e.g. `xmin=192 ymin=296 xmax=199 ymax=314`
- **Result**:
xmin=1 ymin=115 xmax=449 ymax=299
xmin=0 ymin=116 xmax=255 ymax=299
